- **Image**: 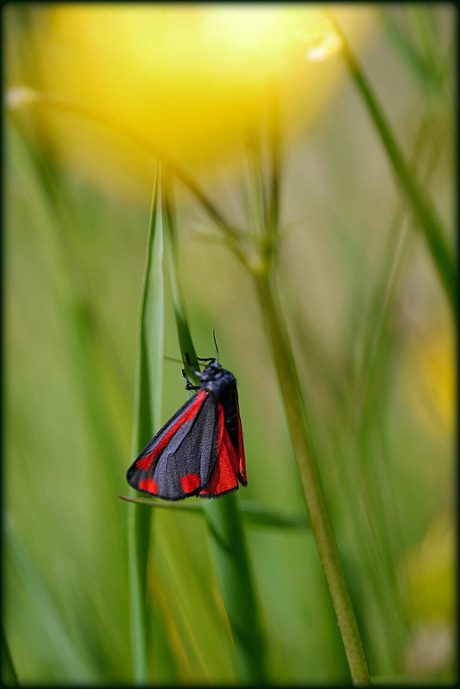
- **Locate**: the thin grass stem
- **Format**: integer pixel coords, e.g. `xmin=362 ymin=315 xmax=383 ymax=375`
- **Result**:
xmin=253 ymin=270 xmax=371 ymax=686
xmin=332 ymin=19 xmax=457 ymax=316
xmin=6 ymin=89 xmax=240 ymax=242
xmin=243 ymin=120 xmax=370 ymax=684
xmin=267 ymin=85 xmax=281 ymax=241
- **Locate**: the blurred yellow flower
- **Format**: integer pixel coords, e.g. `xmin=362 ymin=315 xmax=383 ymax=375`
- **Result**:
xmin=403 ymin=324 xmax=455 ymax=437
xmin=6 ymin=5 xmax=374 ymax=199
xmin=400 ymin=512 xmax=455 ymax=677
xmin=400 ymin=511 xmax=455 ymax=624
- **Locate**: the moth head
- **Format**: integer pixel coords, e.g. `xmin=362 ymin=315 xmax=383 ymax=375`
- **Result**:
xmin=202 ymin=361 xmax=223 ymax=380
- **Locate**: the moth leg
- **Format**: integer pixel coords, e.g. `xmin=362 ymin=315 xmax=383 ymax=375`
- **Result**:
xmin=184 ymin=353 xmax=204 ymax=378
xmin=196 ymin=356 xmax=215 ymax=363
xmin=182 ymin=369 xmax=200 ymax=391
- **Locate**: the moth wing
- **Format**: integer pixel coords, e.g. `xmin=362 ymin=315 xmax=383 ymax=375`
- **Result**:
xmin=200 ymin=399 xmax=242 ymax=498
xmin=126 ymin=390 xmax=220 ymax=500
xmin=235 ymin=390 xmax=247 ymax=485
xmin=132 ymin=390 xmax=204 ymax=468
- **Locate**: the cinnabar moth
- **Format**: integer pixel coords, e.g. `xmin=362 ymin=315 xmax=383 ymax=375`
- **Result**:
xmin=126 ymin=342 xmax=246 ymax=500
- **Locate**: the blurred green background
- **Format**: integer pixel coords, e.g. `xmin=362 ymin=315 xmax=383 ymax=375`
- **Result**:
xmin=4 ymin=4 xmax=455 ymax=685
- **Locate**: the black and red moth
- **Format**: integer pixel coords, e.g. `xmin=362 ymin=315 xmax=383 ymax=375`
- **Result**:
xmin=126 ymin=355 xmax=247 ymax=500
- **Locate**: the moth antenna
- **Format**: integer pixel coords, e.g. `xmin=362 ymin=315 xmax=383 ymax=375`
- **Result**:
xmin=212 ymin=330 xmax=219 ymax=365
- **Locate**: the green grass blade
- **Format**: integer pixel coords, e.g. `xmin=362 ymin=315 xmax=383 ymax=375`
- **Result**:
xmin=6 ymin=529 xmax=98 ymax=681
xmin=349 ymin=113 xmax=449 ymax=669
xmin=356 ymin=114 xmax=445 ymax=427
xmin=163 ymin=173 xmax=199 ymax=381
xmin=383 ymin=12 xmax=439 ymax=93
xmin=120 ymin=495 xmax=310 ymax=529
xmin=163 ymin=173 xmax=268 ymax=683
xmin=127 ymin=166 xmax=165 ymax=683
xmin=409 ymin=6 xmax=443 ymax=87
xmin=204 ymin=496 xmax=268 ymax=683
xmin=267 ymin=88 xmax=281 ymax=240
xmin=333 ymin=18 xmax=457 ymax=316
xmin=2 ymin=629 xmax=19 ymax=686
xmin=247 ymin=132 xmax=267 ymax=250
xmin=237 ymin=500 xmax=309 ymax=529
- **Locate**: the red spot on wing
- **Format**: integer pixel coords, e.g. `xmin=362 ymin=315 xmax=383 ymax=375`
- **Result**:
xmin=235 ymin=391 xmax=247 ymax=484
xmin=180 ymin=473 xmax=201 ymax=493
xmin=139 ymin=477 xmax=158 ymax=494
xmin=200 ymin=402 xmax=239 ymax=496
xmin=136 ymin=390 xmax=207 ymax=471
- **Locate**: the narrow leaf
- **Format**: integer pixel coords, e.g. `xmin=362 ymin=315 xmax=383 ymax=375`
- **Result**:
xmin=162 ymin=173 xmax=268 ymax=683
xmin=127 ymin=166 xmax=165 ymax=683
xmin=119 ymin=495 xmax=310 ymax=529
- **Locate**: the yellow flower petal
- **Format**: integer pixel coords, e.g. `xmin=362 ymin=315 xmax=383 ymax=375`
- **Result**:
xmin=7 ymin=5 xmax=374 ymax=198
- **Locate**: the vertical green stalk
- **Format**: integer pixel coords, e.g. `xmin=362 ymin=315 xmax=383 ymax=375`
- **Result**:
xmin=203 ymin=496 xmax=267 ymax=684
xmin=163 ymin=174 xmax=268 ymax=684
xmin=128 ymin=167 xmax=165 ymax=683
xmin=267 ymin=85 xmax=281 ymax=241
xmin=127 ymin=499 xmax=150 ymax=683
xmin=2 ymin=630 xmax=18 ymax=686
xmin=163 ymin=174 xmax=198 ymax=383
xmin=243 ymin=122 xmax=369 ymax=683
xmin=252 ymin=270 xmax=370 ymax=685
xmin=332 ymin=18 xmax=457 ymax=315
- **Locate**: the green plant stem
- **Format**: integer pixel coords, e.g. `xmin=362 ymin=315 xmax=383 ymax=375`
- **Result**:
xmin=163 ymin=175 xmax=268 ymax=683
xmin=127 ymin=503 xmax=150 ymax=682
xmin=252 ymin=270 xmax=370 ymax=686
xmin=204 ymin=497 xmax=268 ymax=684
xmin=2 ymin=629 xmax=19 ymax=686
xmin=333 ymin=20 xmax=457 ymax=316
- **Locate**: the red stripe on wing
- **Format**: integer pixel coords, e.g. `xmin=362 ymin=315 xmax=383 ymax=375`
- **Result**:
xmin=136 ymin=389 xmax=207 ymax=471
xmin=235 ymin=391 xmax=247 ymax=484
xmin=200 ymin=402 xmax=238 ymax=496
